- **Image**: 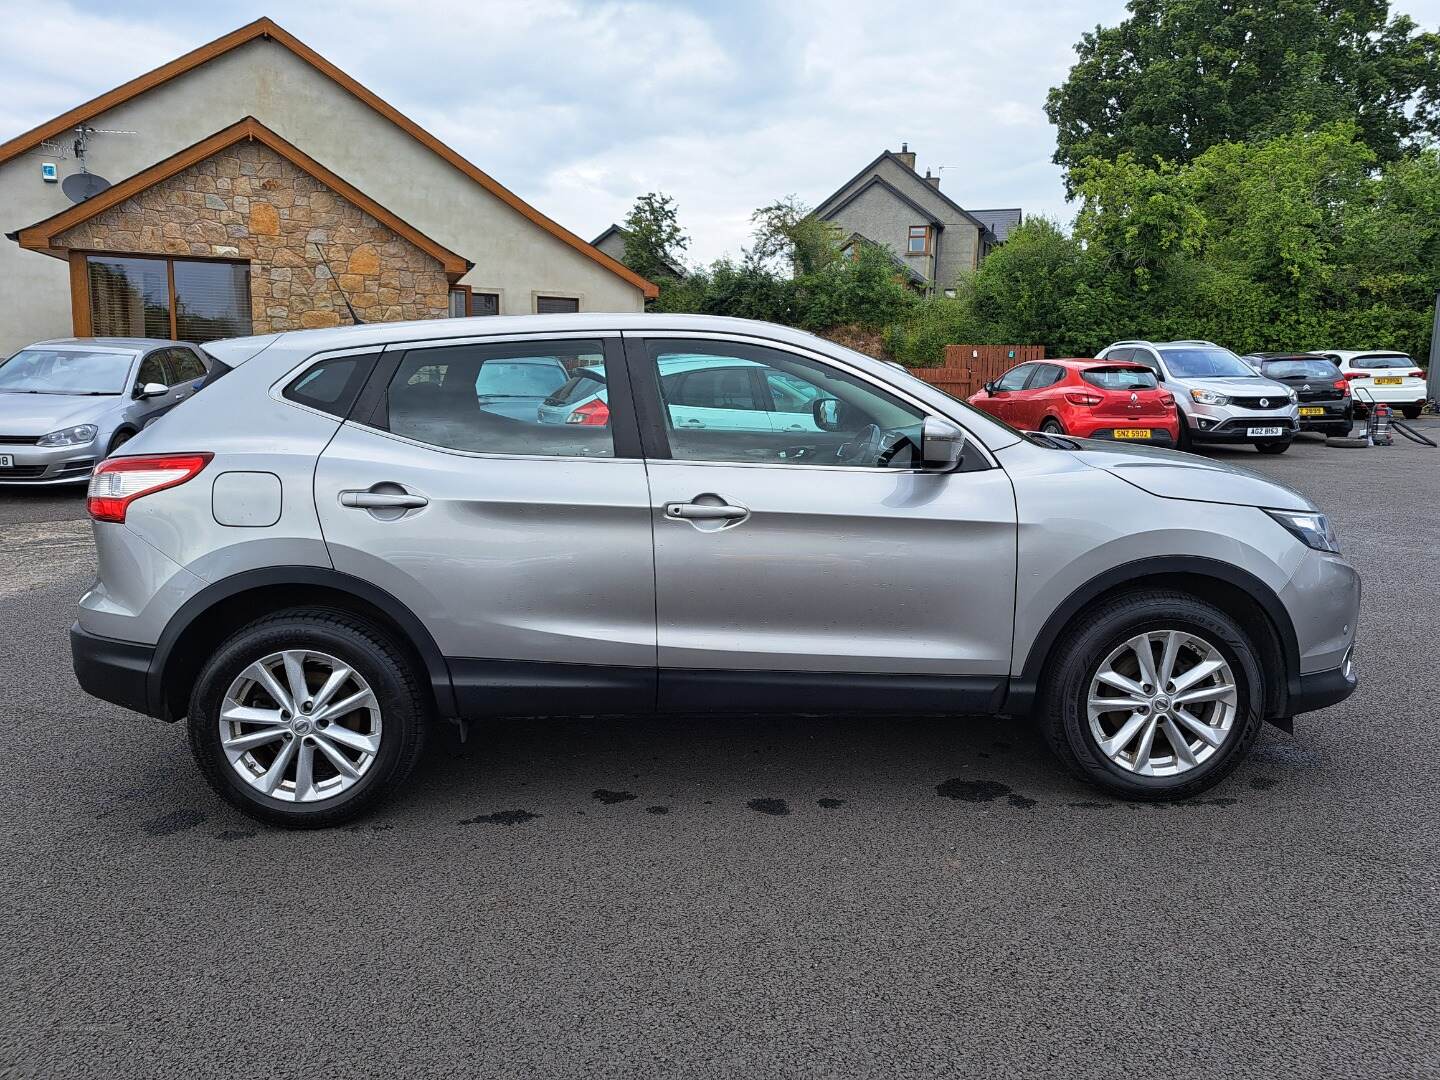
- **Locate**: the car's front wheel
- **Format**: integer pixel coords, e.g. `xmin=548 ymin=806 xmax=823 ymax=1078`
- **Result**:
xmin=1255 ymin=439 xmax=1291 ymax=454
xmin=1039 ymin=589 xmax=1265 ymax=800
xmin=1402 ymin=406 xmax=1423 ymax=420
xmin=187 ymin=609 xmax=428 ymax=827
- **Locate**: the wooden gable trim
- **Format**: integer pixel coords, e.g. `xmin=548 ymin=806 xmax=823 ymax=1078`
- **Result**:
xmin=0 ymin=17 xmax=658 ymax=298
xmin=14 ymin=117 xmax=471 ymax=279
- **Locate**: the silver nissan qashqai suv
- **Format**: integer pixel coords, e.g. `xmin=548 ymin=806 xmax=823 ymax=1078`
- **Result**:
xmin=71 ymin=315 xmax=1360 ymax=827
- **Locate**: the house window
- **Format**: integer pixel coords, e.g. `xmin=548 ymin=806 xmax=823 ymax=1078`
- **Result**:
xmin=907 ymin=226 xmax=931 ymax=254
xmin=86 ymin=254 xmax=251 ymax=343
xmin=449 ymin=287 xmax=502 ymax=317
xmin=536 ymin=295 xmax=580 ymax=314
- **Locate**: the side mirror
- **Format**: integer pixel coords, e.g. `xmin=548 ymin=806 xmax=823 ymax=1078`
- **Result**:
xmin=812 ymin=396 xmax=847 ymax=432
xmin=921 ymin=416 xmax=967 ymax=472
xmin=982 ymin=381 xmax=996 ymax=395
xmin=136 ymin=382 xmax=168 ymax=399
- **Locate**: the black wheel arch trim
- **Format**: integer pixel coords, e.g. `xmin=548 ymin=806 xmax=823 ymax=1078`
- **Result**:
xmin=1004 ymin=555 xmax=1301 ymax=719
xmin=149 ymin=565 xmax=457 ymax=719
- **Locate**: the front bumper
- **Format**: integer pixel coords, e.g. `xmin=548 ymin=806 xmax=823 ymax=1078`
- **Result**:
xmin=1288 ymin=649 xmax=1358 ymax=715
xmin=0 ymin=441 xmax=99 ymax=485
xmin=71 ymin=622 xmax=158 ymax=717
xmin=1188 ymin=415 xmax=1300 ymax=442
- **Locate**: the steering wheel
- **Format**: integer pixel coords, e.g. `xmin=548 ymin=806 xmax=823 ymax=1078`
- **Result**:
xmin=838 ymin=424 xmax=907 ymax=467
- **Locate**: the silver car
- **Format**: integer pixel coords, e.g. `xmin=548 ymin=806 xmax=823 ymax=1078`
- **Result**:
xmin=0 ymin=338 xmax=211 ymax=485
xmin=1097 ymin=340 xmax=1301 ymax=453
xmin=70 ymin=315 xmax=1359 ymax=826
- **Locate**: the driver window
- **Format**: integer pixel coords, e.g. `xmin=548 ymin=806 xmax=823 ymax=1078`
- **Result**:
xmin=643 ymin=340 xmax=926 ymax=468
xmin=993 ymin=364 xmax=1033 ymax=392
xmin=136 ymin=352 xmax=171 ymax=390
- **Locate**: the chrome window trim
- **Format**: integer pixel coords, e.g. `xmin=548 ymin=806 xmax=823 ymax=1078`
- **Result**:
xmin=624 ymin=329 xmax=999 ymax=470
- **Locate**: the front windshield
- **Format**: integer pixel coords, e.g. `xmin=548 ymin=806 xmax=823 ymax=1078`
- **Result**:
xmin=0 ymin=348 xmax=134 ymax=394
xmin=1160 ymin=347 xmax=1257 ymax=379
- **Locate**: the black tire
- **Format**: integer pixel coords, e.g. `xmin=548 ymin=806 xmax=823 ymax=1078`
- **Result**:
xmin=1325 ymin=423 xmax=1353 ymax=438
xmin=187 ymin=608 xmax=428 ymax=828
xmin=1040 ymin=418 xmax=1066 ymax=435
xmin=1176 ymin=418 xmax=1193 ymax=452
xmin=1402 ymin=406 xmax=1422 ymax=421
xmin=1325 ymin=435 xmax=1369 ymax=448
xmin=1038 ymin=589 xmax=1265 ymax=801
xmin=1255 ymin=439 xmax=1291 ymax=454
xmin=106 ymin=429 xmax=134 ymax=455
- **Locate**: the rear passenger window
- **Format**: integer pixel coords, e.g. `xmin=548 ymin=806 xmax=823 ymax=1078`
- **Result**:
xmin=284 ymin=354 xmax=378 ymax=418
xmin=169 ymin=349 xmax=208 ymax=383
xmin=385 ymin=340 xmax=613 ymax=457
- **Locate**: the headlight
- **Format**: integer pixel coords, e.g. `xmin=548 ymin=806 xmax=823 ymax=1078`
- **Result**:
xmin=1190 ymin=388 xmax=1229 ymax=406
xmin=1285 ymin=388 xmax=1297 ymax=402
xmin=1264 ymin=508 xmax=1341 ymax=554
xmin=37 ymin=424 xmax=99 ymax=447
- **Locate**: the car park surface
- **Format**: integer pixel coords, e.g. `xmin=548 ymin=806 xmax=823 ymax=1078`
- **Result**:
xmin=2 ymin=404 xmax=1435 ymax=1077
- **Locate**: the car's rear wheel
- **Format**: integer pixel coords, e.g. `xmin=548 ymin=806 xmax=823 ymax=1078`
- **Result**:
xmin=1402 ymin=406 xmax=1423 ymax=420
xmin=1040 ymin=419 xmax=1066 ymax=435
xmin=1255 ymin=439 xmax=1291 ymax=454
xmin=1039 ymin=589 xmax=1265 ymax=800
xmin=187 ymin=609 xmax=427 ymax=828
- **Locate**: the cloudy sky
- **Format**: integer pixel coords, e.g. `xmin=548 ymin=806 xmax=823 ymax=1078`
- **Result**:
xmin=2 ymin=0 xmax=1438 ymax=267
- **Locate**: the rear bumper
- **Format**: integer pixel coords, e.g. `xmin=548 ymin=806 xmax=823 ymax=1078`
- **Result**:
xmin=1081 ymin=426 xmax=1177 ymax=445
xmin=70 ymin=622 xmax=158 ymax=718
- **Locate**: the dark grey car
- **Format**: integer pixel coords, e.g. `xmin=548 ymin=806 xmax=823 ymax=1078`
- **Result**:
xmin=0 ymin=338 xmax=210 ymax=485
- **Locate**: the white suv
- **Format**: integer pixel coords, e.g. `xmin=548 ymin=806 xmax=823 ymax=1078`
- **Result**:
xmin=1097 ymin=341 xmax=1299 ymax=453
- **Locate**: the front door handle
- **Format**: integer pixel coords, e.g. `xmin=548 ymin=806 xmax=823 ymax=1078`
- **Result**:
xmin=340 ymin=490 xmax=429 ymax=510
xmin=665 ymin=501 xmax=747 ymax=521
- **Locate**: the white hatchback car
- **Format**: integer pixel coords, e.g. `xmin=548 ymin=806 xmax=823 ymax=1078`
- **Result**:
xmin=1319 ymin=351 xmax=1428 ymax=418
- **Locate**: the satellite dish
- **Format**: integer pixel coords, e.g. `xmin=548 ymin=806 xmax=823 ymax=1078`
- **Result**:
xmin=62 ymin=172 xmax=110 ymax=203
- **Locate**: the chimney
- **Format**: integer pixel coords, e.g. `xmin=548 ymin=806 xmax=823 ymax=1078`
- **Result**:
xmin=924 ymin=168 xmax=941 ymax=189
xmin=895 ymin=142 xmax=916 ymax=171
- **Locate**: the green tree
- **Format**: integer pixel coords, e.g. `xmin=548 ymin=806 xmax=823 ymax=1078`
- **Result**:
xmin=620 ymin=192 xmax=689 ymax=282
xmin=1046 ymin=0 xmax=1440 ymax=187
xmin=749 ymin=196 xmax=843 ymax=275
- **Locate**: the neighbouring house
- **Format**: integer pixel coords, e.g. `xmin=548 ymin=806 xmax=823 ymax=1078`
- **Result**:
xmin=813 ymin=144 xmax=1021 ymax=296
xmin=591 ymin=224 xmax=687 ymax=280
xmin=0 ymin=17 xmax=655 ymax=356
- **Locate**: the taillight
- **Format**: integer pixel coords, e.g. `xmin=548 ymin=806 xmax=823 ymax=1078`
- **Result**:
xmin=1065 ymin=393 xmax=1103 ymax=406
xmin=1334 ymin=379 xmax=1350 ymax=397
xmin=1410 ymin=370 xmax=1425 ymax=379
xmin=87 ymin=453 xmax=212 ymax=523
xmin=1342 ymin=371 xmax=1370 ymax=381
xmin=566 ymin=399 xmax=610 ymax=426
xmin=1159 ymin=392 xmax=1176 ymax=408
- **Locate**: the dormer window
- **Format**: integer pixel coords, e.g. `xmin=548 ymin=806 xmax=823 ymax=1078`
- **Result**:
xmin=907 ymin=225 xmax=931 ymax=254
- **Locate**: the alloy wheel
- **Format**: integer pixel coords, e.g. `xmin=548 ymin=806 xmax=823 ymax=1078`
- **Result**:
xmin=218 ymin=649 xmax=382 ymax=803
xmin=1086 ymin=629 xmax=1238 ymax=777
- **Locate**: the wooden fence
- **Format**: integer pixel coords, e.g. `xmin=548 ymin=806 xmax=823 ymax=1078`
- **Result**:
xmin=910 ymin=345 xmax=1044 ymax=400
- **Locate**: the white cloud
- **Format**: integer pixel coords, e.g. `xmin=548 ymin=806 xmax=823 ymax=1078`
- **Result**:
xmin=4 ymin=0 xmax=1438 ymax=265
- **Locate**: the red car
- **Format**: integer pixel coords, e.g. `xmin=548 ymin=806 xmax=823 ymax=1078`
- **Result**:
xmin=967 ymin=358 xmax=1181 ymax=445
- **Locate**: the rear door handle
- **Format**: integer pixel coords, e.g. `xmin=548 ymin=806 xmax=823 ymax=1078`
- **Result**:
xmin=340 ymin=490 xmax=429 ymax=510
xmin=665 ymin=502 xmax=747 ymax=521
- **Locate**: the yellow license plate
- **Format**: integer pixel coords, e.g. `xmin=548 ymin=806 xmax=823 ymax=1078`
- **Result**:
xmin=1299 ymin=406 xmax=1325 ymax=416
xmin=1113 ymin=428 xmax=1152 ymax=439
xmin=1373 ymin=376 xmax=1403 ymax=385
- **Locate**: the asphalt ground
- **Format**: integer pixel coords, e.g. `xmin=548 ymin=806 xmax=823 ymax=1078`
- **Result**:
xmin=2 ymin=422 xmax=1438 ymax=1079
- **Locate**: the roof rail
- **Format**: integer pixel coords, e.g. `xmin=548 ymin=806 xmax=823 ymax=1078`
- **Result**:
xmin=1168 ymin=339 xmax=1219 ymax=346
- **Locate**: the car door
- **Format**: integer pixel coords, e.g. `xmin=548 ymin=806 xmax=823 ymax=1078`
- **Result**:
xmin=311 ymin=334 xmax=657 ymax=714
xmin=1014 ymin=364 xmax=1062 ymax=429
xmin=625 ymin=333 xmax=1018 ymax=711
xmin=985 ymin=363 xmax=1035 ymax=424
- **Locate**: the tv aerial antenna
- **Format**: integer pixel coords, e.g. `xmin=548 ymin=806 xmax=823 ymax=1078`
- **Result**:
xmin=39 ymin=124 xmax=138 ymax=203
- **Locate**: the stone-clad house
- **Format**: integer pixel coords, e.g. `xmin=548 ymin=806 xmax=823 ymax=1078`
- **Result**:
xmin=813 ymin=145 xmax=1021 ymax=297
xmin=0 ymin=18 xmax=655 ymax=355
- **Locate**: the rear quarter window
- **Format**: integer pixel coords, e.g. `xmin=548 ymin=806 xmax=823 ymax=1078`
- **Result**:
xmin=282 ymin=354 xmax=379 ymax=418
